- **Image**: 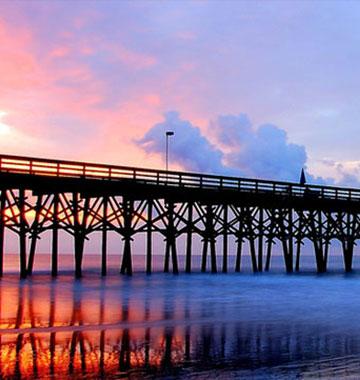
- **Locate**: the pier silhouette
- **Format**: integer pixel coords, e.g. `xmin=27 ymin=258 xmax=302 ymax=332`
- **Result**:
xmin=0 ymin=154 xmax=359 ymax=278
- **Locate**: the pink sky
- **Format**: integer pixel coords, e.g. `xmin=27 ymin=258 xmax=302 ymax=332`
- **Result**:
xmin=1 ymin=1 xmax=360 ymax=183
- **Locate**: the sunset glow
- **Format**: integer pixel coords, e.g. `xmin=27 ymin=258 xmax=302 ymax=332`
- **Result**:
xmin=0 ymin=2 xmax=359 ymax=183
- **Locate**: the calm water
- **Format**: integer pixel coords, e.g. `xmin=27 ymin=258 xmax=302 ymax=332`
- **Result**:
xmin=2 ymin=255 xmax=360 ymax=379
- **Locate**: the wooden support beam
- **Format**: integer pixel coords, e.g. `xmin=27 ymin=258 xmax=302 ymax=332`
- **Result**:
xmin=311 ymin=211 xmax=326 ymax=273
xmin=245 ymin=208 xmax=258 ymax=273
xmin=265 ymin=237 xmax=273 ymax=271
xmin=101 ymin=196 xmax=108 ymax=276
xmin=170 ymin=235 xmax=179 ymax=275
xmin=52 ymin=193 xmax=59 ymax=277
xmin=249 ymin=238 xmax=257 ymax=273
xmin=235 ymin=235 xmax=243 ymax=272
xmin=343 ymin=241 xmax=354 ymax=272
xmin=19 ymin=188 xmax=27 ymax=279
xmin=0 ymin=189 xmax=6 ymax=277
xmin=265 ymin=209 xmax=275 ymax=271
xmin=121 ymin=199 xmax=133 ymax=276
xmin=295 ymin=211 xmax=303 ymax=272
xmin=201 ymin=205 xmax=217 ymax=273
xmin=185 ymin=202 xmax=193 ymax=273
xmin=210 ymin=240 xmax=217 ymax=273
xmin=73 ymin=192 xmax=86 ymax=279
xmin=201 ymin=237 xmax=208 ymax=273
xmin=288 ymin=209 xmax=294 ymax=272
xmin=163 ymin=202 xmax=178 ymax=274
xmin=235 ymin=212 xmax=243 ymax=272
xmin=164 ymin=239 xmax=170 ymax=273
xmin=146 ymin=200 xmax=152 ymax=275
xmin=27 ymin=194 xmax=43 ymax=275
xmin=342 ymin=212 xmax=354 ymax=273
xmin=280 ymin=209 xmax=293 ymax=273
xmin=257 ymin=208 xmax=263 ymax=272
xmin=222 ymin=205 xmax=228 ymax=273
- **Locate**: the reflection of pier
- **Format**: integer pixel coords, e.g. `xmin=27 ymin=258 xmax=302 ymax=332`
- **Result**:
xmin=1 ymin=154 xmax=360 ymax=278
xmin=0 ymin=282 xmax=359 ymax=378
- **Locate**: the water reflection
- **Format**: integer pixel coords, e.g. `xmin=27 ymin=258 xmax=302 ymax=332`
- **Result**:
xmin=1 ymin=275 xmax=360 ymax=379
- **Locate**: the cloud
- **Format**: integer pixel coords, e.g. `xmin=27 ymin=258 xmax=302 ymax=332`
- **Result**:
xmin=137 ymin=111 xmax=358 ymax=186
xmin=137 ymin=111 xmax=228 ymax=174
xmin=319 ymin=159 xmax=360 ymax=188
xmin=211 ymin=114 xmax=307 ymax=182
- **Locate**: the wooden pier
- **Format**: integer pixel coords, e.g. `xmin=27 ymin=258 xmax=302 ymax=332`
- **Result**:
xmin=0 ymin=154 xmax=359 ymax=278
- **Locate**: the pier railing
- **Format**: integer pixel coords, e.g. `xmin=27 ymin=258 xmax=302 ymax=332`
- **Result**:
xmin=0 ymin=154 xmax=359 ymax=202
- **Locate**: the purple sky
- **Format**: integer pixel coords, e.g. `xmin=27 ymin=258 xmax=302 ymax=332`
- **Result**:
xmin=1 ymin=1 xmax=360 ymax=184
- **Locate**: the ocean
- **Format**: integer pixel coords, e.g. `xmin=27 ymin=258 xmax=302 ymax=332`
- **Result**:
xmin=1 ymin=254 xmax=360 ymax=379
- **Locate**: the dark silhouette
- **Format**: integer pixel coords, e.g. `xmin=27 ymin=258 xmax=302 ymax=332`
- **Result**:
xmin=0 ymin=154 xmax=358 ymax=278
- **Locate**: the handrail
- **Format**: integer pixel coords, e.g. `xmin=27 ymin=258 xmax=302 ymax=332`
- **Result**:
xmin=0 ymin=154 xmax=359 ymax=202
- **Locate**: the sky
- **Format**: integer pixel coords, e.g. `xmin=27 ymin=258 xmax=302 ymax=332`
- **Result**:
xmin=1 ymin=1 xmax=360 ymax=185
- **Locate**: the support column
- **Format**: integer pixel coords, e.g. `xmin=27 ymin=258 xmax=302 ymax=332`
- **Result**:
xmin=163 ymin=202 xmax=178 ymax=274
xmin=19 ymin=188 xmax=27 ymax=279
xmin=295 ymin=211 xmax=303 ymax=272
xmin=257 ymin=208 xmax=263 ymax=272
xmin=343 ymin=239 xmax=354 ymax=273
xmin=246 ymin=208 xmax=258 ymax=273
xmin=249 ymin=238 xmax=257 ymax=273
xmin=288 ymin=209 xmax=294 ymax=271
xmin=52 ymin=193 xmax=59 ymax=277
xmin=235 ymin=211 xmax=243 ymax=272
xmin=101 ymin=197 xmax=108 ymax=276
xmin=0 ymin=189 xmax=6 ymax=277
xmin=265 ymin=209 xmax=275 ymax=272
xmin=265 ymin=237 xmax=273 ymax=272
xmin=146 ymin=200 xmax=152 ymax=275
xmin=121 ymin=199 xmax=133 ymax=276
xmin=185 ymin=202 xmax=193 ymax=274
xmin=278 ymin=209 xmax=293 ymax=273
xmin=201 ymin=236 xmax=207 ymax=273
xmin=285 ymin=209 xmax=294 ymax=273
xmin=311 ymin=211 xmax=326 ymax=273
xmin=27 ymin=195 xmax=43 ymax=275
xmin=222 ymin=204 xmax=228 ymax=273
xmin=73 ymin=193 xmax=85 ymax=279
xmin=343 ymin=212 xmax=354 ymax=273
xmin=235 ymin=235 xmax=243 ymax=272
xmin=201 ymin=205 xmax=217 ymax=273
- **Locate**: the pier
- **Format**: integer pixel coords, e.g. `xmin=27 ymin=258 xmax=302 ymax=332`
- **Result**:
xmin=0 ymin=154 xmax=359 ymax=278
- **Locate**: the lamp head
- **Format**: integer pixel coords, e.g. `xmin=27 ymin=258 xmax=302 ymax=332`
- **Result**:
xmin=166 ymin=131 xmax=174 ymax=136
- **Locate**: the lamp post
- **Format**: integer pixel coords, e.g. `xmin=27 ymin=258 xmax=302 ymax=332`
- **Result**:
xmin=165 ymin=131 xmax=174 ymax=171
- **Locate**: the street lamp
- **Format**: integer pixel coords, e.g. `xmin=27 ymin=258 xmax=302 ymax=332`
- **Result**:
xmin=165 ymin=131 xmax=174 ymax=171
